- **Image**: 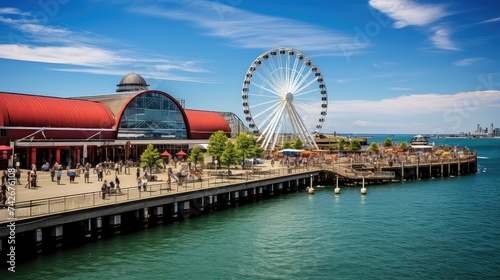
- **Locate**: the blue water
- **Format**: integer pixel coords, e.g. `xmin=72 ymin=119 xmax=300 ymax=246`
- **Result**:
xmin=5 ymin=136 xmax=500 ymax=279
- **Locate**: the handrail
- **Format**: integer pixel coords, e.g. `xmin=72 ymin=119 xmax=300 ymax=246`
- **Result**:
xmin=0 ymin=165 xmax=322 ymax=220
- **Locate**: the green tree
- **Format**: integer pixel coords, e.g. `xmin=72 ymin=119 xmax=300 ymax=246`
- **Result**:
xmin=236 ymin=133 xmax=256 ymax=164
xmin=220 ymin=140 xmax=240 ymax=174
xmin=252 ymin=145 xmax=265 ymax=158
xmin=282 ymin=141 xmax=293 ymax=149
xmin=188 ymin=147 xmax=204 ymax=170
xmin=383 ymin=138 xmax=393 ymax=147
xmin=338 ymin=138 xmax=347 ymax=151
xmin=368 ymin=142 xmax=380 ymax=153
xmin=140 ymin=144 xmax=163 ymax=173
xmin=399 ymin=141 xmax=409 ymax=151
xmin=293 ymin=137 xmax=304 ymax=149
xmin=207 ymin=130 xmax=228 ymax=167
xmin=348 ymin=139 xmax=362 ymax=151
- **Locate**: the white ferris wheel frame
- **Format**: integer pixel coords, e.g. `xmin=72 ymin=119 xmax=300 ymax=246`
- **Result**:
xmin=242 ymin=47 xmax=328 ymax=151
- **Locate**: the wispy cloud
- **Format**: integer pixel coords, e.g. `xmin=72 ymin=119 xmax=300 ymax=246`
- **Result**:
xmin=454 ymin=57 xmax=484 ymax=67
xmin=0 ymin=7 xmax=31 ymax=16
xmin=480 ymin=17 xmax=500 ymax=24
xmin=0 ymin=44 xmax=127 ymax=67
xmin=0 ymin=6 xmax=211 ymax=83
xmin=324 ymin=90 xmax=500 ymax=133
xmin=333 ymin=90 xmax=500 ymax=116
xmin=132 ymin=0 xmax=368 ymax=55
xmin=368 ymin=0 xmax=449 ymax=28
xmin=430 ymin=28 xmax=460 ymax=51
xmin=369 ymin=0 xmax=458 ymax=51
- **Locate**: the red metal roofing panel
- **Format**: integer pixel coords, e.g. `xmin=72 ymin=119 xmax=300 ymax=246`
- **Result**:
xmin=0 ymin=92 xmax=115 ymax=128
xmin=184 ymin=109 xmax=230 ymax=139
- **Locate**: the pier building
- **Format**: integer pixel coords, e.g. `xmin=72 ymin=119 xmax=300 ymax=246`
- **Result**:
xmin=0 ymin=73 xmax=246 ymax=169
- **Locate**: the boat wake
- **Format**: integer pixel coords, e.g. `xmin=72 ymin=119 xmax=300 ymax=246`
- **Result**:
xmin=477 ymin=156 xmax=489 ymax=159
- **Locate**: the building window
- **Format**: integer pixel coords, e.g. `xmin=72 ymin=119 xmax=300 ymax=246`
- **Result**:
xmin=117 ymin=91 xmax=187 ymax=139
xmin=0 ymin=129 xmax=6 ymax=137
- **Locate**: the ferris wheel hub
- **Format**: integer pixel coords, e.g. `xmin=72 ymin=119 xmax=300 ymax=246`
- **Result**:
xmin=285 ymin=92 xmax=294 ymax=103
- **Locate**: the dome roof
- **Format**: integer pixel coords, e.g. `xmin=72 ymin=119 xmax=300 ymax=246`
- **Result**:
xmin=410 ymin=134 xmax=428 ymax=145
xmin=116 ymin=73 xmax=149 ymax=92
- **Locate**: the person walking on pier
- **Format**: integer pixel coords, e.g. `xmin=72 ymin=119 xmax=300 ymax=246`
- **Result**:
xmin=84 ymin=165 xmax=90 ymax=183
xmin=15 ymin=168 xmax=21 ymax=185
xmin=1 ymin=170 xmax=6 ymax=185
xmin=97 ymin=164 xmax=104 ymax=182
xmin=56 ymin=167 xmax=62 ymax=185
xmin=50 ymin=167 xmax=55 ymax=182
xmin=136 ymin=167 xmax=140 ymax=180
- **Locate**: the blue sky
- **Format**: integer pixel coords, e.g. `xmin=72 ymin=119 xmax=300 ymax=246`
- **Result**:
xmin=0 ymin=0 xmax=499 ymax=134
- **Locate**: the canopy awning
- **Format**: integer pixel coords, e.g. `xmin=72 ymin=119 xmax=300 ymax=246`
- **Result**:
xmin=160 ymin=151 xmax=171 ymax=157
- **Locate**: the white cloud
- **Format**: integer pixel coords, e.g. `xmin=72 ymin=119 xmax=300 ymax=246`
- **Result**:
xmin=323 ymin=90 xmax=500 ymax=133
xmin=133 ymin=1 xmax=368 ymax=56
xmin=369 ymin=0 xmax=458 ymax=51
xmin=333 ymin=90 xmax=500 ymax=116
xmin=352 ymin=120 xmax=423 ymax=128
xmin=369 ymin=0 xmax=448 ymax=28
xmin=0 ymin=6 xmax=213 ymax=83
xmin=482 ymin=17 xmax=500 ymax=24
xmin=0 ymin=44 xmax=127 ymax=67
xmin=0 ymin=7 xmax=31 ymax=16
xmin=453 ymin=57 xmax=484 ymax=67
xmin=430 ymin=28 xmax=460 ymax=51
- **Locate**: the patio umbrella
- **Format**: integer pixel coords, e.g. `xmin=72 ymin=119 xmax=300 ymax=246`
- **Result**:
xmin=176 ymin=150 xmax=188 ymax=157
xmin=279 ymin=149 xmax=305 ymax=156
xmin=0 ymin=145 xmax=12 ymax=160
xmin=160 ymin=151 xmax=171 ymax=157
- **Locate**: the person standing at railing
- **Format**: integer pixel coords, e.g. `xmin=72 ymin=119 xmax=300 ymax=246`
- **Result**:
xmin=142 ymin=176 xmax=148 ymax=192
xmin=101 ymin=180 xmax=107 ymax=199
xmin=115 ymin=175 xmax=121 ymax=193
xmin=137 ymin=177 xmax=142 ymax=192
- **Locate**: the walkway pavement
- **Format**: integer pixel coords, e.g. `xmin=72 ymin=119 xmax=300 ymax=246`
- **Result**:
xmin=1 ymin=161 xmax=301 ymax=221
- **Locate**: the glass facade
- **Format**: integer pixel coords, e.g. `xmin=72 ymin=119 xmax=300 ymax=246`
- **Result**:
xmin=117 ymin=91 xmax=187 ymax=139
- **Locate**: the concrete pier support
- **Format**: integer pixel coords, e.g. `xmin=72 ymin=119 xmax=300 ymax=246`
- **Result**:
xmin=225 ymin=193 xmax=231 ymax=206
xmin=208 ymin=195 xmax=214 ymax=212
xmin=35 ymin=228 xmax=43 ymax=254
xmin=51 ymin=225 xmax=63 ymax=248
xmin=182 ymin=201 xmax=191 ymax=219
xmin=172 ymin=202 xmax=179 ymax=219
xmin=143 ymin=208 xmax=150 ymax=227
xmin=95 ymin=217 xmax=103 ymax=239
xmin=233 ymin=191 xmax=239 ymax=205
xmin=83 ymin=219 xmax=92 ymax=238
xmin=109 ymin=214 xmax=121 ymax=235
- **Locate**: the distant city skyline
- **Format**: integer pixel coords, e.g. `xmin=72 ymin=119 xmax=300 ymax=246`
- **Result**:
xmin=0 ymin=0 xmax=499 ymax=134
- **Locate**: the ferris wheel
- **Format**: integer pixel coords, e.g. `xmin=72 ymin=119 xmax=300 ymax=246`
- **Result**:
xmin=242 ymin=47 xmax=328 ymax=151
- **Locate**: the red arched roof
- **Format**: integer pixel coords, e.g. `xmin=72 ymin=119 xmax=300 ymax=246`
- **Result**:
xmin=0 ymin=92 xmax=115 ymax=128
xmin=184 ymin=109 xmax=231 ymax=139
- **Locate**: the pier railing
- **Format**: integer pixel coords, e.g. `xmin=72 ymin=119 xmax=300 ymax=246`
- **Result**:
xmin=1 ymin=165 xmax=322 ymax=220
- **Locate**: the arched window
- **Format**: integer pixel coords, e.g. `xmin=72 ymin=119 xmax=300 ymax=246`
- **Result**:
xmin=117 ymin=92 xmax=187 ymax=139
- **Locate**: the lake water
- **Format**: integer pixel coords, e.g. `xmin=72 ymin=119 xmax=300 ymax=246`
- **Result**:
xmin=5 ymin=136 xmax=500 ymax=279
